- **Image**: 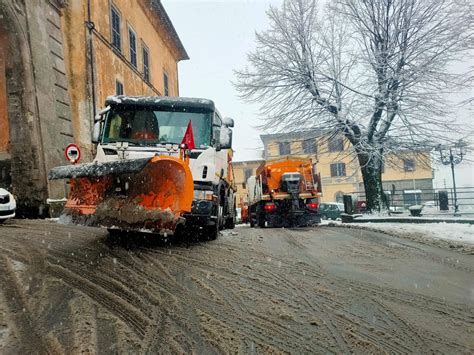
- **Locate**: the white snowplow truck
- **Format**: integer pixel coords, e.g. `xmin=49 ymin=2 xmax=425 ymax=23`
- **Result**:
xmin=49 ymin=96 xmax=236 ymax=240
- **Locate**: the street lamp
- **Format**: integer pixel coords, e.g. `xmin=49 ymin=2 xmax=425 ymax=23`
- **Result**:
xmin=436 ymin=142 xmax=466 ymax=215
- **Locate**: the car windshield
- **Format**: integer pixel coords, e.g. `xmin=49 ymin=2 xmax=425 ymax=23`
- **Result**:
xmin=102 ymin=107 xmax=213 ymax=148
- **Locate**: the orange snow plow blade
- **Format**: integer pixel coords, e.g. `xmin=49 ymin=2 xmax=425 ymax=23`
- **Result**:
xmin=49 ymin=156 xmax=194 ymax=234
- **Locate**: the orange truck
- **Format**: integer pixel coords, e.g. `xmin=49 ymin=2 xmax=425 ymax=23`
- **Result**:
xmin=246 ymin=158 xmax=322 ymax=228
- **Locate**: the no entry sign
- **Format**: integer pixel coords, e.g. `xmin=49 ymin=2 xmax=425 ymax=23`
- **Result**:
xmin=65 ymin=143 xmax=81 ymax=163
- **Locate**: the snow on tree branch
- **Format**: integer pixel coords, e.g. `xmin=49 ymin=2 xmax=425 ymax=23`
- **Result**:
xmin=235 ymin=0 xmax=473 ymax=211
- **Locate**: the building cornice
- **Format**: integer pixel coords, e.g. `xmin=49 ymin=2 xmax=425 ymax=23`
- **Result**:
xmin=49 ymin=0 xmax=69 ymax=9
xmin=138 ymin=0 xmax=189 ymax=62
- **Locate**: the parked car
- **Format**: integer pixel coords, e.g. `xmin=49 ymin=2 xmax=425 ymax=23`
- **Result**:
xmin=318 ymin=202 xmax=344 ymax=220
xmin=0 ymin=188 xmax=16 ymax=223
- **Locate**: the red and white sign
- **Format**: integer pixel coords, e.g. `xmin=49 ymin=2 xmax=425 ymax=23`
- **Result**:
xmin=65 ymin=143 xmax=81 ymax=163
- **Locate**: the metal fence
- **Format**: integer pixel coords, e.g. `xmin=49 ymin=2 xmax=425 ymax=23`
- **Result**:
xmin=347 ymin=186 xmax=474 ymax=215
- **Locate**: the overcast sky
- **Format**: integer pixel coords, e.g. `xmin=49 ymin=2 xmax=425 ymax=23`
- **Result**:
xmin=163 ymin=0 xmax=282 ymax=162
xmin=162 ymin=0 xmax=473 ymax=187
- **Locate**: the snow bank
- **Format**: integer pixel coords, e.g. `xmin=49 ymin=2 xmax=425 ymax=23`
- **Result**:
xmin=350 ymin=222 xmax=474 ymax=245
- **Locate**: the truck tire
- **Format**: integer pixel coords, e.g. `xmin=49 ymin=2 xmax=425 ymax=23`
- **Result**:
xmin=250 ymin=216 xmax=255 ymax=228
xmin=207 ymin=201 xmax=223 ymax=240
xmin=203 ymin=221 xmax=219 ymax=241
xmin=225 ymin=215 xmax=235 ymax=229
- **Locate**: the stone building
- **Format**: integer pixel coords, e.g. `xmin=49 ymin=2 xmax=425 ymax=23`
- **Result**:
xmin=0 ymin=0 xmax=187 ymax=215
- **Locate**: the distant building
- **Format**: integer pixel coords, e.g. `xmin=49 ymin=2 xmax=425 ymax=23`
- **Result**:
xmin=0 ymin=0 xmax=187 ymax=214
xmin=233 ymin=159 xmax=264 ymax=208
xmin=260 ymin=131 xmax=434 ymax=205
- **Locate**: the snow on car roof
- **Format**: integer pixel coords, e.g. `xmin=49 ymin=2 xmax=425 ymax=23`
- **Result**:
xmin=105 ymin=95 xmax=215 ymax=111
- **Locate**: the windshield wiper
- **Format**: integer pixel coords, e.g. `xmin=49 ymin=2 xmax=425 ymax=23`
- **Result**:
xmin=105 ymin=140 xmax=140 ymax=146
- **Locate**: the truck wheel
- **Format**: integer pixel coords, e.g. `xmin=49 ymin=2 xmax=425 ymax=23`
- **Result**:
xmin=225 ymin=216 xmax=235 ymax=229
xmin=250 ymin=217 xmax=255 ymax=228
xmin=204 ymin=221 xmax=219 ymax=241
xmin=204 ymin=201 xmax=222 ymax=240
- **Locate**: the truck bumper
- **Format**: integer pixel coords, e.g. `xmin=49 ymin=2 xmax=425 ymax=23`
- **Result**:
xmin=183 ymin=199 xmax=216 ymax=227
xmin=267 ymin=211 xmax=321 ymax=227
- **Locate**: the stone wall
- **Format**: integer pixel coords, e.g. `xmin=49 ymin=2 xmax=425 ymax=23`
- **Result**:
xmin=0 ymin=0 xmax=72 ymax=215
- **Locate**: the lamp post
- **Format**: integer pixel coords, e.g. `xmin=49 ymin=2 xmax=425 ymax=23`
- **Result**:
xmin=437 ymin=142 xmax=465 ymax=215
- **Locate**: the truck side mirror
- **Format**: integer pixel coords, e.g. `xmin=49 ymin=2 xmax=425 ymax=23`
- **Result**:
xmin=92 ymin=121 xmax=102 ymax=143
xmin=220 ymin=127 xmax=233 ymax=149
xmin=223 ymin=117 xmax=234 ymax=128
xmin=91 ymin=106 xmax=110 ymax=143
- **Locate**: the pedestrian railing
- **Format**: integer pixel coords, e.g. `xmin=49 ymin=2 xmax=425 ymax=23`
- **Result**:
xmin=345 ymin=187 xmax=474 ymax=216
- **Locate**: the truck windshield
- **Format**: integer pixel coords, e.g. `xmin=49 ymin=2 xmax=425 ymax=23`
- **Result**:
xmin=102 ymin=107 xmax=213 ymax=148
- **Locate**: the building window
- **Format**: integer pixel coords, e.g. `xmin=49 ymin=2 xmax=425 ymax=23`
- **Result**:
xmin=128 ymin=27 xmax=137 ymax=68
xmin=244 ymin=168 xmax=253 ymax=181
xmin=242 ymin=182 xmax=247 ymax=190
xmin=279 ymin=142 xmax=291 ymax=155
xmin=334 ymin=191 xmax=344 ymax=203
xmin=403 ymin=159 xmax=415 ymax=172
xmin=163 ymin=72 xmax=169 ymax=96
xmin=143 ymin=45 xmax=150 ymax=82
xmin=328 ymin=137 xmax=344 ymax=152
xmin=302 ymin=139 xmax=317 ymax=154
xmin=111 ymin=5 xmax=121 ymax=51
xmin=115 ymin=80 xmax=123 ymax=95
xmin=330 ymin=162 xmax=346 ymax=177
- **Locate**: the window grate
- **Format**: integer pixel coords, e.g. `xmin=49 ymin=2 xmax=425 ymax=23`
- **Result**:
xmin=128 ymin=28 xmax=137 ymax=68
xmin=279 ymin=142 xmax=290 ymax=155
xmin=111 ymin=6 xmax=121 ymax=51
xmin=330 ymin=163 xmax=346 ymax=177
xmin=163 ymin=72 xmax=169 ymax=96
xmin=115 ymin=80 xmax=123 ymax=95
xmin=143 ymin=46 xmax=150 ymax=82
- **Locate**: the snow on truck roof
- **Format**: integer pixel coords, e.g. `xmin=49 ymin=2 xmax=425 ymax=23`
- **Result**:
xmin=105 ymin=96 xmax=215 ymax=111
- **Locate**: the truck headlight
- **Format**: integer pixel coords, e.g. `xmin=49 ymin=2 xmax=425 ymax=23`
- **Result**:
xmin=193 ymin=190 xmax=214 ymax=201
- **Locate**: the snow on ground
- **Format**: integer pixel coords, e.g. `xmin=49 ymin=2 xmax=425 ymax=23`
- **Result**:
xmin=349 ymin=222 xmax=474 ymax=245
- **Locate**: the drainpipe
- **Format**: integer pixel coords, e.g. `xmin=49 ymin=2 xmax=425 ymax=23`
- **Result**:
xmin=86 ymin=0 xmax=96 ymax=118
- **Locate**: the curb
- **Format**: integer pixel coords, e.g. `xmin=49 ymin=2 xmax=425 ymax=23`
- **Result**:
xmin=342 ymin=216 xmax=474 ymax=225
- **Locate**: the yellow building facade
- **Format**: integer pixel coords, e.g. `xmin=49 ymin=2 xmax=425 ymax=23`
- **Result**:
xmin=0 ymin=0 xmax=187 ymax=213
xmin=62 ymin=0 xmax=188 ymax=160
xmin=233 ymin=159 xmax=264 ymax=208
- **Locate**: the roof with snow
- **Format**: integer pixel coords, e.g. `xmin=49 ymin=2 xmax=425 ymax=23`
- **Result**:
xmin=260 ymin=129 xmax=322 ymax=144
xmin=105 ymin=96 xmax=215 ymax=111
xmin=233 ymin=159 xmax=264 ymax=165
xmin=147 ymin=0 xmax=189 ymax=61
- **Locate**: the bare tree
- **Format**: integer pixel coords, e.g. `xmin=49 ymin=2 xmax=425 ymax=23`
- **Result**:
xmin=235 ymin=0 xmax=473 ymax=211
